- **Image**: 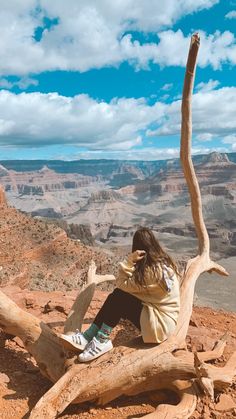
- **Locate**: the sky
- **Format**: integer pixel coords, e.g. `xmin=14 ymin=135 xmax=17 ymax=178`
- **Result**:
xmin=0 ymin=0 xmax=236 ymax=161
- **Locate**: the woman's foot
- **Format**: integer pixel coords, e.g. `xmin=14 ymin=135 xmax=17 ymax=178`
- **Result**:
xmin=59 ymin=330 xmax=89 ymax=351
xmin=78 ymin=337 xmax=113 ymax=362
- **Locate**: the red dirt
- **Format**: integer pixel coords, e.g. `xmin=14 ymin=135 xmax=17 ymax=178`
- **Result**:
xmin=0 ymin=287 xmax=236 ymax=419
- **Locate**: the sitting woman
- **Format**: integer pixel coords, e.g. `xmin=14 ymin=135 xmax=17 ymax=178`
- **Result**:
xmin=60 ymin=227 xmax=180 ymax=362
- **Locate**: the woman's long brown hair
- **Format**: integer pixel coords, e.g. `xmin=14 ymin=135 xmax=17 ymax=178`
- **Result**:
xmin=132 ymin=227 xmax=178 ymax=286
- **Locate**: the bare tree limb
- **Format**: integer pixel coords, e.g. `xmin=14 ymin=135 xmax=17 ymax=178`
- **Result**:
xmin=0 ymin=290 xmax=66 ymax=382
xmin=180 ymin=33 xmax=209 ymax=256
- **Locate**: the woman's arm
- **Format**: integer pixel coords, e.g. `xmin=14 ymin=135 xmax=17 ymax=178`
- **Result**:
xmin=116 ymin=250 xmax=146 ymax=292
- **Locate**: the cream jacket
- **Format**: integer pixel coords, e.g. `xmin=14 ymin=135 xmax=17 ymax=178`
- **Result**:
xmin=116 ymin=257 xmax=180 ymax=343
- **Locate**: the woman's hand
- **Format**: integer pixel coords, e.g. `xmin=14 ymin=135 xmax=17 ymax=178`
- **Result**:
xmin=130 ymin=250 xmax=146 ymax=263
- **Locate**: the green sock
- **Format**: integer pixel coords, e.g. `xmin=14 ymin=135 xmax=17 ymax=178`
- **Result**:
xmin=96 ymin=322 xmax=113 ymax=343
xmin=83 ymin=323 xmax=99 ymax=342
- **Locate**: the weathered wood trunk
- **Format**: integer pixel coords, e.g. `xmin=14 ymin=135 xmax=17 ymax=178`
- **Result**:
xmin=0 ymin=289 xmax=66 ymax=382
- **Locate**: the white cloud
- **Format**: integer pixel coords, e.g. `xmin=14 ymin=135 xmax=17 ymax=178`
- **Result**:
xmin=69 ymin=147 xmax=181 ymax=161
xmin=56 ymin=145 xmax=228 ymax=161
xmin=222 ymin=135 xmax=236 ymax=144
xmin=0 ymin=90 xmax=165 ymax=150
xmin=1 ymin=84 xmax=236 ymax=154
xmin=0 ymin=79 xmax=13 ymax=89
xmin=222 ymin=135 xmax=236 ymax=151
xmin=196 ymin=79 xmax=220 ymax=92
xmin=225 ymin=10 xmax=236 ymax=19
xmin=0 ymin=77 xmax=38 ymax=90
xmin=17 ymin=77 xmax=39 ymax=89
xmin=161 ymin=83 xmax=173 ymax=91
xmin=195 ymin=133 xmax=214 ymax=142
xmin=152 ymin=30 xmax=236 ymax=70
xmin=1 ymin=1 xmax=229 ymax=76
xmin=147 ymin=85 xmax=236 ymax=143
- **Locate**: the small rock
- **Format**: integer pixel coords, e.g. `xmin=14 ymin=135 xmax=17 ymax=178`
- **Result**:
xmin=13 ymin=336 xmax=24 ymax=348
xmin=0 ymin=372 xmax=10 ymax=384
xmin=190 ymin=314 xmax=199 ymax=327
xmin=215 ymin=394 xmax=236 ymax=412
xmin=25 ymin=297 xmax=35 ymax=308
xmin=105 ymin=406 xmax=112 ymax=410
xmin=43 ymin=300 xmax=53 ymax=313
xmin=89 ymin=408 xmax=97 ymax=415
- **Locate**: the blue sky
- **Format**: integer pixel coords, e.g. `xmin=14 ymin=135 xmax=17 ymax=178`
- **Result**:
xmin=0 ymin=0 xmax=236 ymax=160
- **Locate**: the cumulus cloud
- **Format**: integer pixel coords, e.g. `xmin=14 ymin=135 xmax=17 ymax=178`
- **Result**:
xmin=0 ymin=79 xmax=13 ymax=89
xmin=152 ymin=30 xmax=236 ymax=70
xmin=222 ymin=135 xmax=236 ymax=151
xmin=195 ymin=133 xmax=214 ymax=142
xmin=0 ymin=84 xmax=236 ymax=154
xmin=57 ymin=145 xmax=228 ymax=161
xmin=222 ymin=135 xmax=236 ymax=144
xmin=196 ymin=79 xmax=220 ymax=92
xmin=225 ymin=10 xmax=236 ymax=19
xmin=161 ymin=83 xmax=173 ymax=91
xmin=74 ymin=147 xmax=181 ymax=161
xmin=0 ymin=90 xmax=165 ymax=150
xmin=0 ymin=77 xmax=38 ymax=90
xmin=147 ymin=84 xmax=236 ymax=152
xmin=1 ymin=1 xmax=231 ymax=76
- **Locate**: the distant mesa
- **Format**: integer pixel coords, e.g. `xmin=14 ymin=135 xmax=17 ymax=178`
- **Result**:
xmin=39 ymin=165 xmax=56 ymax=174
xmin=201 ymin=152 xmax=231 ymax=166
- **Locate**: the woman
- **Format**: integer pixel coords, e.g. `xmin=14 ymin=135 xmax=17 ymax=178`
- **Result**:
xmin=60 ymin=227 xmax=180 ymax=362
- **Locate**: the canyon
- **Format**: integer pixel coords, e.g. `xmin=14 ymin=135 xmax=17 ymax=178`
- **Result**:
xmin=1 ymin=152 xmax=235 ymax=262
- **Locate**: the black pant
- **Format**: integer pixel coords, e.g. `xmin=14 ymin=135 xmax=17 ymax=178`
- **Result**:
xmin=94 ymin=288 xmax=142 ymax=330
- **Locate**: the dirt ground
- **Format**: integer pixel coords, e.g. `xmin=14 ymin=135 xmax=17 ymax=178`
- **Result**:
xmin=0 ymin=288 xmax=236 ymax=419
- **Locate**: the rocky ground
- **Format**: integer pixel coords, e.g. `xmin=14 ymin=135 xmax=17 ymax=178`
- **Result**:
xmin=0 ymin=287 xmax=236 ymax=419
xmin=0 ymin=203 xmax=118 ymax=292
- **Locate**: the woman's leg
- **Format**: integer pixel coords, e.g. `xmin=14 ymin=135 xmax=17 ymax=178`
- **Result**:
xmin=60 ymin=288 xmax=142 ymax=356
xmin=78 ymin=288 xmax=143 ymax=362
xmin=93 ymin=288 xmax=142 ymax=330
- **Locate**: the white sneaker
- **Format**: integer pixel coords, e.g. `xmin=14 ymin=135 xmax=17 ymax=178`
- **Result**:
xmin=59 ymin=330 xmax=89 ymax=351
xmin=78 ymin=337 xmax=113 ymax=362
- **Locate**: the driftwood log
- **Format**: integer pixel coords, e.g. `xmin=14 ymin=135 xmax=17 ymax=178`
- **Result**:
xmin=0 ymin=34 xmax=234 ymax=419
